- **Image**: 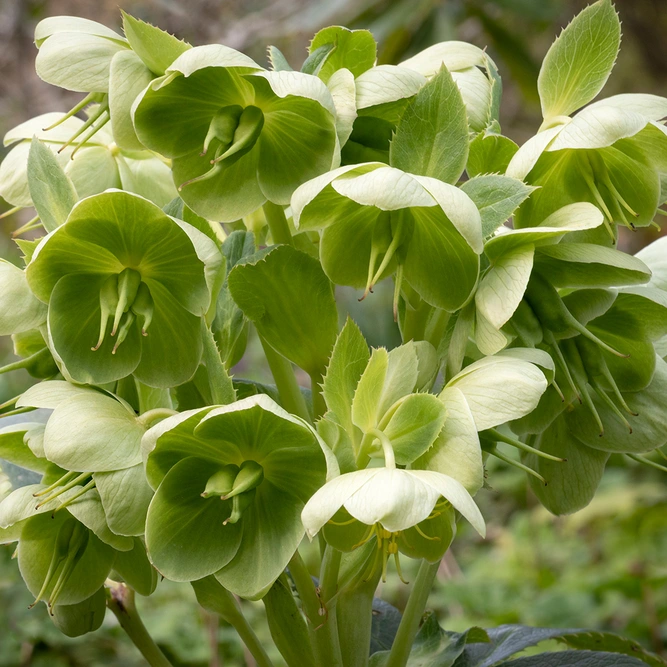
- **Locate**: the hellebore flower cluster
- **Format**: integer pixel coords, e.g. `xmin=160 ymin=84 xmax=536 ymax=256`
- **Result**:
xmin=0 ymin=2 xmax=666 ymax=663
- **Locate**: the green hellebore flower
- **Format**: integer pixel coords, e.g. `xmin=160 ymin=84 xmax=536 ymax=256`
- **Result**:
xmin=142 ymin=395 xmax=328 ymax=599
xmin=292 ymin=163 xmax=483 ymax=312
xmin=26 ymin=190 xmax=221 ymax=388
xmin=132 ymin=45 xmax=340 ymax=221
xmin=301 ymin=465 xmax=484 ymax=580
xmin=0 ymin=466 xmax=136 ymax=611
xmin=509 ymin=283 xmax=667 ymax=450
xmin=473 ymin=202 xmax=606 ymax=355
xmin=0 ymin=112 xmax=178 ymax=213
xmin=10 ymin=380 xmax=155 ymax=537
xmin=399 ymin=41 xmax=501 ymax=134
xmin=507 ymin=95 xmax=667 ymax=233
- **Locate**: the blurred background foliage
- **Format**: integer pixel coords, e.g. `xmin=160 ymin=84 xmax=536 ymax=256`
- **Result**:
xmin=0 ymin=0 xmax=665 ymax=665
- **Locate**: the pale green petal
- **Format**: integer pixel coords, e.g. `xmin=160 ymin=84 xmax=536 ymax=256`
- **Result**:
xmin=4 ymin=113 xmax=91 ymax=146
xmin=332 ymin=167 xmax=434 ymax=209
xmin=0 ymin=260 xmax=47 ymax=335
xmin=586 ymin=93 xmax=667 ymax=121
xmin=413 ymin=175 xmax=483 ymax=253
xmin=301 ymin=468 xmax=380 ymax=538
xmin=447 ymin=355 xmax=547 ymax=430
xmin=291 ymin=162 xmax=382 ymax=230
xmin=414 ymin=386 xmax=484 ymax=495
xmin=548 ymin=105 xmax=648 ymax=152
xmin=252 ymin=70 xmax=336 ymax=118
xmin=399 ymin=41 xmax=488 ymax=76
xmin=35 ymin=16 xmax=126 ymax=45
xmin=327 ymin=68 xmax=357 ymax=146
xmin=355 ymin=65 xmax=425 ymax=110
xmin=484 ymin=202 xmax=604 ymax=261
xmin=476 ymin=244 xmax=534 ymax=329
xmin=36 ymin=32 xmax=130 ymax=93
xmin=166 ymin=44 xmax=260 ymax=77
xmin=506 ymin=126 xmax=562 ymax=181
xmin=44 ymin=392 xmax=144 ymax=472
xmin=17 ymin=380 xmax=96 ymax=409
xmin=474 ymin=309 xmax=510 ymax=356
xmin=343 ymin=468 xmax=438 ymax=532
xmin=411 ymin=469 xmax=486 ymax=536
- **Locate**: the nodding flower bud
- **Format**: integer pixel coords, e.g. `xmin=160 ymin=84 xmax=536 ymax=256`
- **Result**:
xmin=30 ymin=519 xmax=89 ymax=612
xmin=131 ymin=282 xmax=154 ymax=336
xmin=112 ymin=268 xmax=142 ymax=336
xmin=92 ymin=268 xmax=148 ymax=355
xmin=202 ymin=105 xmax=243 ymax=156
xmin=224 ymin=488 xmax=256 ymax=525
xmin=179 ymin=105 xmax=265 ymax=191
xmin=201 ymin=464 xmax=240 ymax=499
xmin=223 ymin=460 xmax=264 ymax=500
xmin=92 ymin=274 xmax=119 ymax=351
xmin=202 ymin=461 xmax=264 ymax=526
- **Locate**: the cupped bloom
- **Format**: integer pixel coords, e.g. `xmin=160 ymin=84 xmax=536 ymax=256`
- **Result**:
xmin=133 ymin=45 xmax=339 ymax=221
xmin=508 ymin=95 xmax=667 ymax=234
xmin=399 ymin=41 xmax=501 ymax=134
xmin=301 ymin=465 xmax=484 ymax=578
xmin=26 ymin=190 xmax=221 ymax=388
xmin=302 ymin=467 xmax=484 ymax=537
xmin=292 ymin=163 xmax=482 ymax=313
xmin=141 ymin=395 xmax=328 ymax=599
xmin=0 ymin=113 xmax=177 ymax=214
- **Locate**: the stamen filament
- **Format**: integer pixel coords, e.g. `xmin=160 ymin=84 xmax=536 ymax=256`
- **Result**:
xmin=627 ymin=453 xmax=667 ymax=473
xmin=488 ymin=445 xmax=547 ymax=485
xmin=33 ymin=471 xmax=79 ymax=497
xmin=486 ymin=427 xmax=566 ymax=462
xmin=54 ymin=479 xmax=96 ymax=512
xmin=42 ymin=93 xmax=103 ymax=131
xmin=36 ymin=472 xmax=90 ymax=508
xmin=593 ymin=384 xmax=632 ymax=433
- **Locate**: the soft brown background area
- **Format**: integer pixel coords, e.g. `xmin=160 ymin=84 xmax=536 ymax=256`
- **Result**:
xmin=1 ymin=0 xmax=665 ymax=249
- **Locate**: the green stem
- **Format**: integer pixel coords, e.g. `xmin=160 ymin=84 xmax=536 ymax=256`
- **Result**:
xmin=401 ymin=300 xmax=432 ymax=342
xmin=289 ymin=551 xmax=343 ymax=667
xmin=263 ymin=201 xmax=293 ymax=246
xmin=260 ymin=335 xmax=311 ymax=422
xmin=385 ymin=560 xmax=441 ymax=667
xmin=137 ymin=408 xmax=178 ymax=429
xmin=192 ymin=577 xmax=274 ymax=667
xmin=201 ymin=323 xmax=236 ymax=405
xmin=310 ymin=371 xmax=326 ymax=421
xmin=107 ymin=582 xmax=174 ymax=667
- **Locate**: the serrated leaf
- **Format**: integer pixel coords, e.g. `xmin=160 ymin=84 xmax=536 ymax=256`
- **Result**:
xmin=467 ymin=132 xmax=519 ymax=177
xmin=27 ymin=138 xmax=77 ymax=232
xmin=323 ymin=318 xmax=369 ymax=446
xmin=121 ymin=11 xmax=191 ymax=76
xmin=309 ymin=26 xmax=377 ymax=82
xmin=267 ymin=45 xmax=293 ymax=71
xmin=461 ymin=175 xmax=535 ymax=237
xmin=538 ymin=0 xmax=621 ymax=119
xmin=557 ymin=631 xmax=667 ymax=667
xmin=390 ymin=66 xmax=469 ymax=184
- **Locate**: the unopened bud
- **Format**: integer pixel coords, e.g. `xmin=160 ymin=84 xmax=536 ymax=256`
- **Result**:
xmin=223 ymin=460 xmax=264 ymax=500
xmin=202 ymin=464 xmax=239 ymax=499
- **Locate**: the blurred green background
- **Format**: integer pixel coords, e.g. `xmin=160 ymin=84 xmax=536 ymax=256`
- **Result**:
xmin=0 ymin=0 xmax=665 ymax=665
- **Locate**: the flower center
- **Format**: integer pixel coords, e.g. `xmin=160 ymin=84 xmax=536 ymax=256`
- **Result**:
xmin=179 ymin=105 xmax=264 ymax=191
xmin=92 ymin=268 xmax=153 ymax=355
xmin=201 ymin=460 xmax=264 ymax=526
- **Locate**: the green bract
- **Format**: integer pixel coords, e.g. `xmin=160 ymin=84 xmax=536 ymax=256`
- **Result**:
xmin=292 ymin=163 xmax=482 ymax=311
xmin=26 ymin=190 xmax=221 ymax=387
xmin=133 ymin=46 xmax=339 ymax=220
xmin=142 ymin=395 xmax=327 ymax=598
